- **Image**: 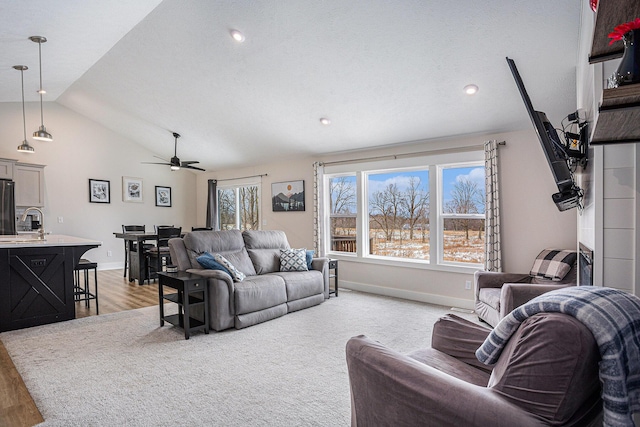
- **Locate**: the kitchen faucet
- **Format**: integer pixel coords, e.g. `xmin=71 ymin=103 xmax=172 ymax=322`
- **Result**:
xmin=20 ymin=207 xmax=46 ymax=240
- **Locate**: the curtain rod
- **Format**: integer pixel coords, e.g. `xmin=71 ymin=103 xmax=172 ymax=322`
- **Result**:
xmin=211 ymin=173 xmax=268 ymax=183
xmin=318 ymin=141 xmax=505 ymax=167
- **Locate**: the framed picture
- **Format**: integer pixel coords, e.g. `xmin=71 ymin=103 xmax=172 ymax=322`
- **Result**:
xmin=155 ymin=186 xmax=172 ymax=207
xmin=122 ymin=177 xmax=143 ymax=203
xmin=89 ymin=179 xmax=110 ymax=203
xmin=272 ymin=180 xmax=305 ymax=212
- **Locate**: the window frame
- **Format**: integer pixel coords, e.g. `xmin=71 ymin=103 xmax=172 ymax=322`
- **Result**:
xmin=321 ymin=150 xmax=484 ymax=272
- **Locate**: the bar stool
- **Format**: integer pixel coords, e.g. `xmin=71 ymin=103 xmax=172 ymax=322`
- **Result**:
xmin=74 ymin=258 xmax=99 ymax=315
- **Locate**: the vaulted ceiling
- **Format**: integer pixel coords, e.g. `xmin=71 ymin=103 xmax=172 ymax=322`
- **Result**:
xmin=1 ymin=1 xmax=582 ymax=172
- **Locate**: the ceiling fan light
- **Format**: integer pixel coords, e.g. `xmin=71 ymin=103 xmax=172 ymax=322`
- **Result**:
xmin=33 ymin=125 xmax=53 ymax=141
xmin=170 ymin=165 xmax=180 ymax=171
xmin=17 ymin=141 xmax=35 ymax=153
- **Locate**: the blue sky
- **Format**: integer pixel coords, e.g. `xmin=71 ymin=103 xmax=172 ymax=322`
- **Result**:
xmin=331 ymin=166 xmax=485 ymax=212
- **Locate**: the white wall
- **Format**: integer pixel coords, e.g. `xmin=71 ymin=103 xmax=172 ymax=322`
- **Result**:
xmin=196 ymin=129 xmax=577 ymax=308
xmin=0 ymin=101 xmax=198 ymax=268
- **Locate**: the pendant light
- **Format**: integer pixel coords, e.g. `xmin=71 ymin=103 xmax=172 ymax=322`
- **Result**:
xmin=29 ymin=36 xmax=53 ymax=142
xmin=14 ymin=65 xmax=35 ymax=154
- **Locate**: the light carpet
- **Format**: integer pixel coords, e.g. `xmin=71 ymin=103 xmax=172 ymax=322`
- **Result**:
xmin=1 ymin=290 xmax=477 ymax=426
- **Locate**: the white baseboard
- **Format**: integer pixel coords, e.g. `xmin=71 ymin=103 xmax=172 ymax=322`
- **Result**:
xmin=340 ymin=280 xmax=475 ymax=310
xmin=96 ymin=262 xmax=124 ymax=271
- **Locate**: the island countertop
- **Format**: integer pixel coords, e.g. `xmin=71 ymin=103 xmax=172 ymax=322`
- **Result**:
xmin=0 ymin=234 xmax=102 ymax=249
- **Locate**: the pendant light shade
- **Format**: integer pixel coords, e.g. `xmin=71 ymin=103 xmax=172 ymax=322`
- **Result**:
xmin=14 ymin=65 xmax=35 ymax=154
xmin=29 ymin=36 xmax=53 ymax=142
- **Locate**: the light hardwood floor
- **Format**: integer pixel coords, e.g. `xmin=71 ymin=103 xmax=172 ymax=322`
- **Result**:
xmin=0 ymin=269 xmax=164 ymax=427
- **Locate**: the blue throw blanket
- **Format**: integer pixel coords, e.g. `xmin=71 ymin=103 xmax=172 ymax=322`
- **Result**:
xmin=476 ymin=286 xmax=640 ymax=427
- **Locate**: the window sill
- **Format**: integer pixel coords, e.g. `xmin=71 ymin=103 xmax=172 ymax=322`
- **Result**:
xmin=327 ymin=252 xmax=483 ymax=274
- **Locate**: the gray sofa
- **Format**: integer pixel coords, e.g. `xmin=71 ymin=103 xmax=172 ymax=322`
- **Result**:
xmin=168 ymin=229 xmax=329 ymax=331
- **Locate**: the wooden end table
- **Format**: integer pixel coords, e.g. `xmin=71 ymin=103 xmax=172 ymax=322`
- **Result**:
xmin=157 ymin=271 xmax=209 ymax=339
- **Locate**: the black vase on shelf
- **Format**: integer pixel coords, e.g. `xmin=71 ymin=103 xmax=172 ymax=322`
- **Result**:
xmin=615 ymin=29 xmax=640 ymax=86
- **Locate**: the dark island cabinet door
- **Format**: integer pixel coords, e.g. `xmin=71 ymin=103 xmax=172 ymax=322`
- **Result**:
xmin=0 ymin=247 xmax=75 ymax=332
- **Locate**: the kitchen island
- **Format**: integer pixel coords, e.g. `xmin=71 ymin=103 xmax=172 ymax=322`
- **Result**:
xmin=0 ymin=235 xmax=101 ymax=332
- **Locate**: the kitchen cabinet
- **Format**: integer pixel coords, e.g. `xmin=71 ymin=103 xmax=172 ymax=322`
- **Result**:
xmin=14 ymin=163 xmax=45 ymax=207
xmin=0 ymin=159 xmax=15 ymax=180
xmin=0 ymin=235 xmax=101 ymax=332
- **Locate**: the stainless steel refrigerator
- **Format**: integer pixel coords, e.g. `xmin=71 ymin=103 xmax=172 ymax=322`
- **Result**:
xmin=0 ymin=179 xmax=16 ymax=235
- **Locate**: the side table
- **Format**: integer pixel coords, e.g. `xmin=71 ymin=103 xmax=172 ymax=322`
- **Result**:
xmin=157 ymin=271 xmax=209 ymax=339
xmin=328 ymin=259 xmax=338 ymax=297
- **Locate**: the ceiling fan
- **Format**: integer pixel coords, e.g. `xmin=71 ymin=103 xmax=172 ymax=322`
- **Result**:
xmin=143 ymin=132 xmax=205 ymax=171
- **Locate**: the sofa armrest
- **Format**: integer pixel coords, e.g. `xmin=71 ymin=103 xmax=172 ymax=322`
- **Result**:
xmin=474 ymin=270 xmax=532 ymax=300
xmin=311 ymin=257 xmax=330 ymax=298
xmin=187 ymin=268 xmax=236 ymax=331
xmin=346 ymin=335 xmax=546 ymax=427
xmin=499 ymin=282 xmax=575 ymax=319
xmin=431 ymin=314 xmax=492 ymax=373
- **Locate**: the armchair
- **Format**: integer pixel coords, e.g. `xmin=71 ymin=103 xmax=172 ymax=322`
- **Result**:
xmin=474 ymin=249 xmax=577 ymax=327
xmin=346 ymin=312 xmax=602 ymax=427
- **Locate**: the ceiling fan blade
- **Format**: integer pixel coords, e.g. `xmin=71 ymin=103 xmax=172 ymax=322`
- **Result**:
xmin=181 ymin=160 xmax=199 ymax=165
xmin=142 ymin=161 xmax=172 ymax=166
xmin=184 ymin=165 xmax=206 ymax=171
xmin=153 ymin=155 xmax=169 ymax=162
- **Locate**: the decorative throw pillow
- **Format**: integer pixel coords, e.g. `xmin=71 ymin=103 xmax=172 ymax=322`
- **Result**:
xmin=305 ymin=250 xmax=314 ymax=270
xmin=196 ymin=252 xmax=232 ymax=276
xmin=529 ymin=249 xmax=577 ymax=281
xmin=280 ymin=248 xmax=308 ymax=272
xmin=213 ymin=253 xmax=246 ymax=282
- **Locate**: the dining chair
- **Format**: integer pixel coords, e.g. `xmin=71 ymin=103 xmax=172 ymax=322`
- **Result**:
xmin=145 ymin=226 xmax=182 ymax=283
xmin=122 ymin=225 xmax=146 ymax=278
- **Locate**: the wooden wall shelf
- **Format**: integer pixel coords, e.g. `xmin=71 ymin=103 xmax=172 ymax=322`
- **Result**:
xmin=589 ymin=0 xmax=640 ymax=64
xmin=591 ymin=84 xmax=640 ymax=144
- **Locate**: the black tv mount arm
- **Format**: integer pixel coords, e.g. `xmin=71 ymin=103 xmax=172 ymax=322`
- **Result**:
xmin=561 ymin=110 xmax=589 ymax=169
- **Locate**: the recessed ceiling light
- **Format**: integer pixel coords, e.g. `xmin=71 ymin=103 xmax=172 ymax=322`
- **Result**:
xmin=230 ymin=30 xmax=245 ymax=42
xmin=320 ymin=118 xmax=331 ymax=126
xmin=464 ymin=84 xmax=479 ymax=95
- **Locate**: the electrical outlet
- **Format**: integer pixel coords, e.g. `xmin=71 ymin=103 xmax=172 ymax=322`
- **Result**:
xmin=107 ymin=250 xmax=112 ymax=257
xmin=465 ymin=280 xmax=471 ymax=290
xmin=58 ymin=216 xmax=63 ymax=223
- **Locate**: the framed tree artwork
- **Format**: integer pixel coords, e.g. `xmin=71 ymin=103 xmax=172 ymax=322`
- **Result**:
xmin=89 ymin=179 xmax=110 ymax=203
xmin=155 ymin=186 xmax=172 ymax=207
xmin=122 ymin=177 xmax=143 ymax=203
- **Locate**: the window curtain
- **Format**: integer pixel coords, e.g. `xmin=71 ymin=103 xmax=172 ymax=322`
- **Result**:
xmin=313 ymin=162 xmax=323 ymax=256
xmin=205 ymin=179 xmax=219 ymax=231
xmin=484 ymin=140 xmax=502 ymax=271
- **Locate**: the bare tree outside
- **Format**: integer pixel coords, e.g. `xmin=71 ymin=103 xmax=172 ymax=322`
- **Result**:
xmin=402 ymin=176 xmax=429 ymax=240
xmin=369 ymin=183 xmax=404 ymax=242
xmin=239 ymin=186 xmax=259 ymax=230
xmin=218 ymin=189 xmax=235 ymax=230
xmin=329 ymin=176 xmax=357 ymax=252
xmin=445 ymin=177 xmax=483 ymax=240
xmin=218 ymin=185 xmax=260 ymax=230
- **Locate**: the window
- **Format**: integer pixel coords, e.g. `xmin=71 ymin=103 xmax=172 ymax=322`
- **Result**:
xmin=368 ymin=170 xmax=429 ymax=260
xmin=440 ymin=165 xmax=485 ymax=265
xmin=329 ymin=175 xmax=357 ymax=253
xmin=218 ymin=184 xmax=260 ymax=231
xmin=322 ymin=151 xmax=484 ymax=268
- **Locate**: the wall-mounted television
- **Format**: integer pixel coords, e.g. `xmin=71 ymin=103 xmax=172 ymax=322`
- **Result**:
xmin=506 ymin=57 xmax=582 ymax=211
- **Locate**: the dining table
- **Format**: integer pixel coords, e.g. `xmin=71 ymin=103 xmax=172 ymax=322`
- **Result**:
xmin=113 ymin=231 xmax=158 ymax=284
